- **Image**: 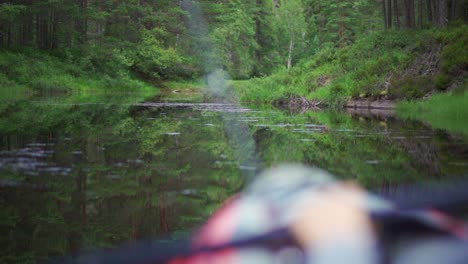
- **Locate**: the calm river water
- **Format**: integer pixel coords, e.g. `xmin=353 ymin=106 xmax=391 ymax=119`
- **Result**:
xmin=1 ymin=92 xmax=467 ymax=262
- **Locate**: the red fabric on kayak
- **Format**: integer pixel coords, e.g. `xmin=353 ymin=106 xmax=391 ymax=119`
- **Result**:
xmin=170 ymin=195 xmax=240 ymax=264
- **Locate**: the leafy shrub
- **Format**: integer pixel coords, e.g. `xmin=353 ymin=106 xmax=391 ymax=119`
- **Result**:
xmin=439 ymin=25 xmax=468 ymax=74
xmin=388 ymin=77 xmax=433 ymax=99
xmin=434 ymin=73 xmax=451 ymax=90
xmin=130 ymin=29 xmax=184 ymax=81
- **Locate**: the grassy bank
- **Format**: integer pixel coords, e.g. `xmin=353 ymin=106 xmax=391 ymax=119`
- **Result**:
xmin=397 ymin=91 xmax=468 ymax=137
xmin=0 ymin=49 xmax=158 ymax=102
xmin=233 ymin=25 xmax=467 ymax=106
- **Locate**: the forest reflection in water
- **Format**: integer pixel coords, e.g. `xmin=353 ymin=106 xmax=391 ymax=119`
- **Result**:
xmin=0 ymin=96 xmax=467 ymax=263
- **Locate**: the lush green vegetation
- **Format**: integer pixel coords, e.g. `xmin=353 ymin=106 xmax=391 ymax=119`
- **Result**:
xmin=1 ymin=1 xmax=467 ymax=262
xmin=0 ymin=50 xmax=156 ymax=99
xmin=1 ymin=0 xmax=466 ymax=105
xmin=233 ymin=24 xmax=467 ymax=105
xmin=398 ymin=90 xmax=468 ymax=137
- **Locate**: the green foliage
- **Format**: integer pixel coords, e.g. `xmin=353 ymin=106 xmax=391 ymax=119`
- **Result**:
xmin=131 ymin=29 xmax=185 ymax=80
xmin=234 ymin=29 xmax=420 ymax=103
xmin=0 ymin=50 xmax=157 ymax=97
xmin=211 ymin=0 xmax=257 ymax=79
xmin=398 ymin=91 xmax=468 ymax=138
xmin=434 ymin=73 xmax=452 ymax=90
xmin=275 ymin=0 xmax=308 ymax=69
xmin=75 ymin=44 xmax=133 ymax=78
xmin=0 ymin=3 xmax=26 ymax=21
xmin=388 ymin=77 xmax=433 ymax=99
xmin=236 ymin=25 xmax=467 ymax=104
xmin=303 ymin=0 xmax=381 ymax=48
xmin=438 ymin=25 xmax=468 ymax=74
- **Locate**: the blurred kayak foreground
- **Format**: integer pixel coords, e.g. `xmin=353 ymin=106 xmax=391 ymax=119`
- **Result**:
xmin=71 ymin=165 xmax=468 ymax=264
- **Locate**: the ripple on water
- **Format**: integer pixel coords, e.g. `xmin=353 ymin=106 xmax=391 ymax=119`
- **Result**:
xmin=449 ymin=162 xmax=468 ymax=167
xmin=239 ymin=165 xmax=257 ymax=171
xmin=165 ymin=132 xmax=181 ymax=136
xmin=0 ymin=145 xmax=71 ymax=176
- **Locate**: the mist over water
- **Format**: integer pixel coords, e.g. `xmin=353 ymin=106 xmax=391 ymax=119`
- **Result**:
xmin=181 ymin=0 xmax=261 ymax=180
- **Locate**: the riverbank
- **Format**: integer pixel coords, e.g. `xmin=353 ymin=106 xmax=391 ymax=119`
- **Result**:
xmin=232 ymin=25 xmax=467 ymax=107
xmin=398 ymin=91 xmax=468 ymax=137
xmin=0 ymin=50 xmax=158 ymax=102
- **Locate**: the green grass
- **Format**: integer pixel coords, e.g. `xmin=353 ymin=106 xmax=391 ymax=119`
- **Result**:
xmin=0 ymin=49 xmax=158 ymax=103
xmin=397 ymin=91 xmax=468 ymax=137
xmin=234 ymin=25 xmax=468 ymax=106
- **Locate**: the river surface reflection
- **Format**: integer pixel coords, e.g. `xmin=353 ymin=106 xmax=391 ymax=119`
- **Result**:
xmin=0 ymin=94 xmax=467 ymax=262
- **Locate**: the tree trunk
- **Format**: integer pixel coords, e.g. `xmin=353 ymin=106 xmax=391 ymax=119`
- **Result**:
xmin=50 ymin=9 xmax=58 ymax=49
xmin=36 ymin=14 xmax=40 ymax=48
xmin=0 ymin=23 xmax=4 ymax=47
xmin=6 ymin=22 xmax=11 ymax=48
xmin=96 ymin=0 xmax=104 ymax=44
xmin=387 ymin=0 xmax=393 ymax=28
xmin=434 ymin=0 xmax=440 ymax=25
xmin=402 ymin=0 xmax=409 ymax=28
xmin=287 ymin=37 xmax=294 ymax=70
xmin=426 ymin=0 xmax=433 ymax=22
xmin=76 ymin=0 xmax=88 ymax=44
xmin=394 ymin=0 xmax=401 ymax=28
xmin=159 ymin=191 xmax=169 ymax=234
xmin=42 ymin=10 xmax=49 ymax=49
xmin=383 ymin=0 xmax=389 ymax=29
xmin=450 ymin=0 xmax=457 ymax=20
xmin=418 ymin=0 xmax=424 ymax=28
xmin=21 ymin=15 xmax=33 ymax=46
xmin=438 ymin=0 xmax=448 ymax=26
xmin=409 ymin=0 xmax=416 ymax=28
xmin=255 ymin=0 xmax=262 ymax=62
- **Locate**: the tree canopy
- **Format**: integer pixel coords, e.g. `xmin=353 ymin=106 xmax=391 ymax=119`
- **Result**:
xmin=1 ymin=0 xmax=466 ymax=80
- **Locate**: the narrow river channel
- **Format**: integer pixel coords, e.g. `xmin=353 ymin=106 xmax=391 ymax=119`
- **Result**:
xmin=1 ymin=92 xmax=467 ymax=262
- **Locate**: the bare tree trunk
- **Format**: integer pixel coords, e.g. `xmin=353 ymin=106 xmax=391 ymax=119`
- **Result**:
xmin=383 ymin=0 xmax=389 ymax=29
xmin=450 ymin=0 xmax=457 ymax=20
xmin=36 ymin=9 xmax=49 ymax=49
xmin=6 ymin=22 xmax=11 ymax=48
xmin=438 ymin=0 xmax=448 ymax=26
xmin=394 ymin=0 xmax=401 ymax=28
xmin=36 ymin=14 xmax=41 ymax=48
xmin=387 ymin=0 xmax=393 ymax=28
xmin=50 ymin=9 xmax=59 ymax=49
xmin=426 ymin=0 xmax=433 ymax=22
xmin=434 ymin=0 xmax=440 ymax=25
xmin=419 ymin=0 xmax=424 ymax=28
xmin=0 ymin=22 xmax=4 ymax=47
xmin=287 ymin=37 xmax=294 ymax=70
xmin=96 ymin=0 xmax=104 ymax=45
xmin=76 ymin=0 xmax=88 ymax=44
xmin=255 ymin=0 xmax=262 ymax=62
xmin=159 ymin=190 xmax=169 ymax=234
xmin=21 ymin=16 xmax=31 ymax=46
xmin=42 ymin=10 xmax=49 ymax=49
xmin=409 ymin=0 xmax=416 ymax=28
xmin=402 ymin=0 xmax=408 ymax=28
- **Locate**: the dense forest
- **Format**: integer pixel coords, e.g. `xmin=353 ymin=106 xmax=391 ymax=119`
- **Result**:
xmin=0 ymin=0 xmax=466 ymax=129
xmin=1 ymin=0 xmax=465 ymax=81
xmin=1 ymin=1 xmax=468 ymax=262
